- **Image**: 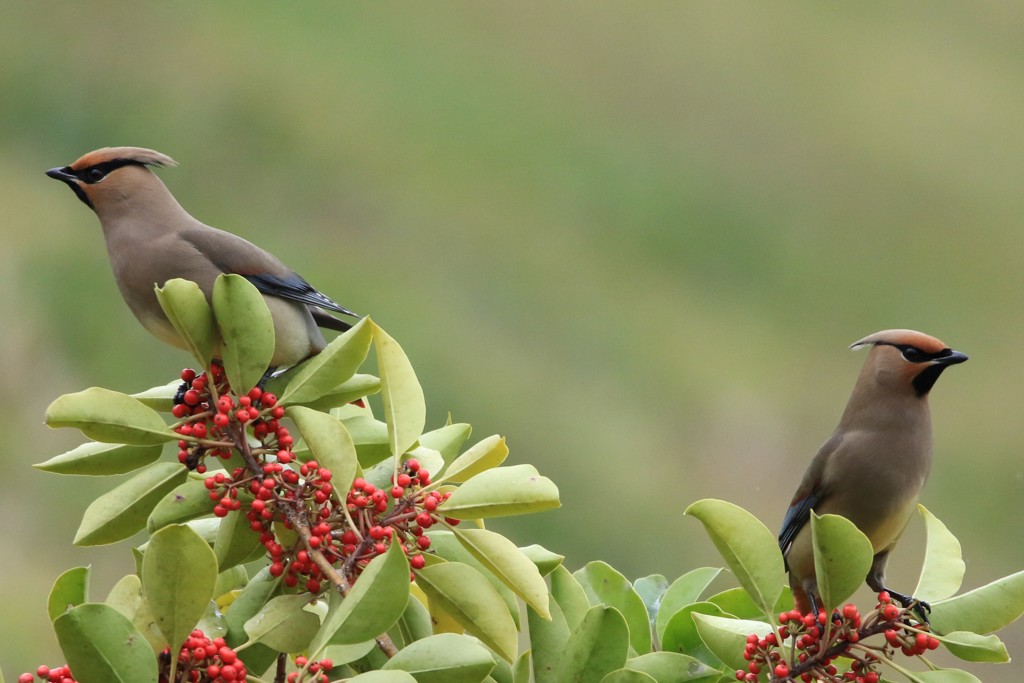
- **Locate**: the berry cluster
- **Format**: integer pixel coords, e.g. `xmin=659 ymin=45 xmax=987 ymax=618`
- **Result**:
xmin=158 ymin=630 xmax=246 ymax=682
xmin=172 ymin=366 xmax=288 ymax=473
xmin=288 ymin=656 xmax=334 ymax=683
xmin=737 ymin=593 xmax=940 ymax=682
xmin=17 ymin=666 xmax=76 ymax=683
xmin=177 ymin=364 xmax=462 ymax=594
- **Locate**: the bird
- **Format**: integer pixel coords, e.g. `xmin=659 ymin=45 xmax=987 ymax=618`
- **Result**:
xmin=778 ymin=329 xmax=967 ymax=617
xmin=46 ymin=147 xmax=358 ymax=369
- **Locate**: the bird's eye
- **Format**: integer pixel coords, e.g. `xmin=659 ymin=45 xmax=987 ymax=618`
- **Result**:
xmin=901 ymin=347 xmax=925 ymax=363
xmin=86 ymin=168 xmax=107 ymax=183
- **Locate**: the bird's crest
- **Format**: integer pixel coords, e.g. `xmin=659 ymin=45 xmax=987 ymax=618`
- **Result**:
xmin=69 ymin=147 xmax=178 ymax=172
xmin=850 ymin=329 xmax=948 ymax=354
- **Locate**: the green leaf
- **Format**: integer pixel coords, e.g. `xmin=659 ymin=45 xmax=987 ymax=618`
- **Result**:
xmin=371 ymin=320 xmax=426 ymax=458
xmin=284 ymin=374 xmax=381 ymax=412
xmin=212 ymin=274 xmax=274 ymax=393
xmin=654 ymin=568 xmax=722 ymax=641
xmin=414 ymin=562 xmax=519 ymax=662
xmin=142 ymin=524 xmax=219 ymax=662
xmin=35 ymin=441 xmax=163 ymax=476
xmin=382 ymin=633 xmax=496 ymax=683
xmin=106 ymin=574 xmax=143 ymax=621
xmin=528 ymin=598 xmax=570 ymax=683
xmin=915 ymin=671 xmax=983 ymax=683
xmin=344 ymin=414 xmax=394 ymax=468
xmin=512 ymin=651 xmax=531 ymax=683
xmin=552 ymin=605 xmax=630 ymax=683
xmin=932 ymin=630 xmax=1008 ymax=663
xmin=706 ymin=586 xmax=792 ymax=621
xmin=131 ymin=381 xmax=180 ymax=412
xmin=347 ymin=672 xmax=418 ymax=683
xmin=243 ymin=594 xmax=320 ymax=653
xmin=48 ymin=566 xmax=91 ymax=622
xmin=213 ymin=507 xmax=263 ymax=571
xmin=223 ymin=567 xmax=279 ymax=648
xmin=310 ymin=541 xmax=410 ymax=653
xmin=288 ymin=406 xmax=358 ymax=490
xmin=914 ymin=504 xmax=965 ymax=603
xmin=279 ymin=317 xmax=373 ymax=405
xmin=54 ymin=604 xmax=158 ymax=683
xmin=622 ymin=651 xmax=720 ymax=682
xmin=690 ymin=612 xmax=772 ymax=672
xmin=442 ymin=435 xmax=509 ymax=484
xmin=420 ymin=422 xmax=473 ymax=465
xmin=551 ymin=565 xmax=591 ymax=631
xmin=684 ymin=499 xmax=784 ymax=618
xmin=573 ymin=561 xmax=652 ymax=654
xmin=660 ymin=602 xmax=730 ymax=665
xmin=440 ymin=465 xmax=560 ymax=519
xmin=600 ymin=671 xmax=656 ymax=683
xmin=634 ymin=574 xmax=669 ymax=628
xmin=810 ymin=512 xmax=873 ymax=616
xmin=429 ymin=532 xmax=521 ymax=629
xmin=520 ymin=544 xmax=564 ymax=577
xmin=147 ymin=477 xmax=217 ymax=531
xmin=453 ymin=527 xmax=550 ymax=618
xmin=930 ymin=569 xmax=1024 ymax=635
xmin=155 ymin=278 xmax=219 ymax=368
xmin=46 ymin=387 xmax=178 ymax=445
xmin=75 ymin=462 xmax=188 ymax=546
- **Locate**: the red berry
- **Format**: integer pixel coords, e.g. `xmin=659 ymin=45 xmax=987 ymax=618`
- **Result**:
xmin=181 ymin=368 xmax=197 ymax=382
xmin=417 ymin=535 xmax=431 ymax=550
xmin=406 ymin=459 xmax=420 ymax=472
xmin=774 ymin=664 xmax=788 ymax=678
xmin=410 ymin=555 xmax=426 ymax=569
xmin=417 ymin=470 xmax=431 ymax=485
xmin=18 ymin=674 xmax=34 ymax=683
xmin=391 ymin=485 xmax=404 ymax=499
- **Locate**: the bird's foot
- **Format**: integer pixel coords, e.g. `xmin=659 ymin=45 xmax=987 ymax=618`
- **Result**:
xmin=884 ymin=588 xmax=931 ymax=624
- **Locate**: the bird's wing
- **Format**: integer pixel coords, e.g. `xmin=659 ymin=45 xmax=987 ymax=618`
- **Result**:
xmin=778 ymin=432 xmax=844 ymax=559
xmin=179 ymin=226 xmax=359 ymax=318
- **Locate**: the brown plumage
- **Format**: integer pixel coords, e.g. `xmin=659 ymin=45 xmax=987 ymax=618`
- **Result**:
xmin=46 ymin=147 xmax=358 ymax=367
xmin=778 ymin=329 xmax=967 ymax=615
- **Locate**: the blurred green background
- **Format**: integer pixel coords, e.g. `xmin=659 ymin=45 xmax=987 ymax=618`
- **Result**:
xmin=3 ymin=2 xmax=1022 ymax=678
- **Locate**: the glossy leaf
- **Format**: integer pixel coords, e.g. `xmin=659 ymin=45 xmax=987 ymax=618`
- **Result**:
xmin=310 ymin=541 xmax=410 ymax=653
xmin=105 ymin=574 xmax=143 ymax=621
xmin=512 ymin=651 xmax=531 ymax=683
xmin=288 ymin=406 xmax=358 ymax=491
xmin=600 ymin=671 xmax=656 ymax=683
xmin=213 ymin=507 xmax=263 ymax=571
xmin=35 ymin=441 xmax=163 ymax=476
xmin=622 ymin=651 xmax=720 ymax=682
xmin=322 ymin=640 xmax=377 ymax=667
xmin=453 ymin=527 xmax=550 ymax=618
xmin=46 ymin=387 xmax=177 ymax=446
xmin=929 ymin=569 xmax=1024 ymax=635
xmin=654 ymin=568 xmax=722 ymax=641
xmin=811 ymin=512 xmax=873 ymax=616
xmin=551 ymin=565 xmax=591 ymax=631
xmin=371 ymin=321 xmax=426 ymax=458
xmin=75 ymin=462 xmax=188 ymax=546
xmin=414 ymin=562 xmax=518 ymax=662
xmin=212 ymin=274 xmax=274 ymax=393
xmin=420 ymin=422 xmax=473 ymax=465
xmin=634 ymin=574 xmax=669 ymax=629
xmin=916 ymin=671 xmax=983 ymax=683
xmin=429 ymin=532 xmax=521 ymax=628
xmin=155 ymin=278 xmax=219 ymax=368
xmin=440 ymin=465 xmax=560 ymax=519
xmin=660 ymin=602 xmax=730 ymax=664
xmin=344 ymin=414 xmax=393 ymax=468
xmin=48 ymin=566 xmax=90 ymax=622
xmin=706 ymin=586 xmax=792 ymax=621
xmin=347 ymin=672 xmax=418 ymax=683
xmin=143 ymin=524 xmax=219 ymax=661
xmin=552 ymin=605 xmax=630 ymax=682
xmin=684 ymin=499 xmax=784 ymax=618
xmin=131 ymin=381 xmax=180 ymax=412
xmin=574 ymin=561 xmax=652 ymax=653
xmin=933 ymin=630 xmax=1008 ymax=662
xmin=520 ymin=544 xmax=564 ymax=577
xmin=442 ymin=435 xmax=508 ymax=484
xmin=690 ymin=612 xmax=773 ymax=672
xmin=243 ymin=594 xmax=320 ymax=653
xmin=54 ymin=604 xmax=157 ymax=683
xmin=279 ymin=317 xmax=372 ymax=405
xmin=223 ymin=567 xmax=280 ymax=648
xmin=382 ymin=633 xmax=496 ymax=683
xmin=528 ymin=598 xmax=570 ymax=683
xmin=915 ymin=505 xmax=965 ymax=603
xmin=285 ymin=374 xmax=381 ymax=412
xmin=148 ymin=477 xmax=218 ymax=531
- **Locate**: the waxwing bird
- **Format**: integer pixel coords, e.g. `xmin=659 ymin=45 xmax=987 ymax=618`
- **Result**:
xmin=778 ymin=329 xmax=967 ymax=617
xmin=46 ymin=147 xmax=358 ymax=368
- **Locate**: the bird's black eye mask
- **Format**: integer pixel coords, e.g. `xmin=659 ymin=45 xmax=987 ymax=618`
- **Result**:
xmin=70 ymin=159 xmax=144 ymax=185
xmin=877 ymin=342 xmax=952 ymax=364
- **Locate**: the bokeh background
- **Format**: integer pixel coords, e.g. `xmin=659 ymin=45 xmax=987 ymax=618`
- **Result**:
xmin=3 ymin=2 xmax=1023 ymax=679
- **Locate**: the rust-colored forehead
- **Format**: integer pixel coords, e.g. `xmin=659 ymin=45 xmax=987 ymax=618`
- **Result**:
xmin=68 ymin=146 xmax=177 ymax=171
xmin=851 ymin=329 xmax=948 ymax=353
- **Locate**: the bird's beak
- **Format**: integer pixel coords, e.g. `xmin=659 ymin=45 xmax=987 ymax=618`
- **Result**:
xmin=936 ymin=350 xmax=969 ymax=366
xmin=46 ymin=166 xmax=78 ymax=184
